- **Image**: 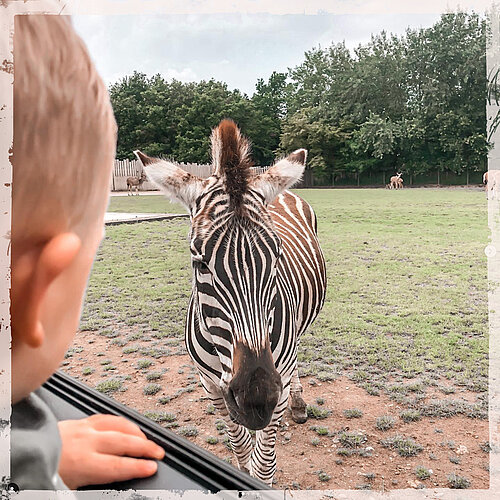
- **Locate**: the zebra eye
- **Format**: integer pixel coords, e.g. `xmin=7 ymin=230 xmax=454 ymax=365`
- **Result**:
xmin=192 ymin=254 xmax=204 ymax=263
xmin=192 ymin=254 xmax=210 ymax=272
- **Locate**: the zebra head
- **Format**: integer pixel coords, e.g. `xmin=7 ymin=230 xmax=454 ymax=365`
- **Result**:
xmin=136 ymin=119 xmax=306 ymax=430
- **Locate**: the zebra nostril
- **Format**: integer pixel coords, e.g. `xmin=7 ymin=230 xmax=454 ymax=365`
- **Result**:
xmin=228 ymin=386 xmax=240 ymax=409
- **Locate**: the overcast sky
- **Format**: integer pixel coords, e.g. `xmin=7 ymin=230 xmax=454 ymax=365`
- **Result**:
xmin=73 ymin=13 xmax=441 ymax=96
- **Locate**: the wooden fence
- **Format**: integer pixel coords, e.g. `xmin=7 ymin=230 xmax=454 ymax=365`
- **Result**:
xmin=112 ymin=159 xmax=267 ymax=191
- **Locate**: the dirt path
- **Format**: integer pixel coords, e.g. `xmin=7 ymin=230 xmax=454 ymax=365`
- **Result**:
xmin=64 ymin=330 xmax=489 ymax=491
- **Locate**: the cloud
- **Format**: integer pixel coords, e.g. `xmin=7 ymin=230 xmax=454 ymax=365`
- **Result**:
xmin=73 ymin=12 xmax=441 ymax=95
xmin=163 ymin=67 xmax=198 ymax=82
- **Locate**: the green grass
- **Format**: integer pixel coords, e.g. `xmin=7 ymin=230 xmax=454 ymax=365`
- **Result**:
xmin=108 ymin=194 xmax=186 ymax=214
xmin=81 ymin=188 xmax=488 ymax=408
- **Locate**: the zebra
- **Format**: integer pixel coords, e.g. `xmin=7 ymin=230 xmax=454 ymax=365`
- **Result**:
xmin=135 ymin=119 xmax=326 ymax=485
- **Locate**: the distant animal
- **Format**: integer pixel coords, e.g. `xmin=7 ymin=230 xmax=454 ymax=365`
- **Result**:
xmin=126 ymin=171 xmax=147 ymax=195
xmin=390 ymin=172 xmax=403 ymax=189
xmin=485 ymin=171 xmax=500 ymax=200
xmin=385 ymin=183 xmax=392 ymax=189
xmin=136 ymin=120 xmax=326 ymax=485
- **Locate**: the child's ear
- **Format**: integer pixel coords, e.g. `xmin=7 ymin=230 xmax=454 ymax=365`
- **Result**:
xmin=11 ymin=233 xmax=81 ymax=348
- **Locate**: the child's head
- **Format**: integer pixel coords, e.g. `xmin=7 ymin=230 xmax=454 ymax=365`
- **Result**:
xmin=10 ymin=15 xmax=117 ymax=402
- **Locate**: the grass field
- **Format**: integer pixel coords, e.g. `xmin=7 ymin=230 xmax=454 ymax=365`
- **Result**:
xmin=80 ymin=188 xmax=488 ymax=417
xmin=108 ymin=195 xmax=186 ymax=214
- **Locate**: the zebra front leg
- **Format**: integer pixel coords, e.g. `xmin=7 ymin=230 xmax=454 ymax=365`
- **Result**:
xmin=250 ymin=386 xmax=290 ymax=485
xmin=289 ymin=364 xmax=307 ymax=424
xmin=206 ymin=389 xmax=253 ymax=472
xmin=211 ymin=395 xmax=253 ymax=471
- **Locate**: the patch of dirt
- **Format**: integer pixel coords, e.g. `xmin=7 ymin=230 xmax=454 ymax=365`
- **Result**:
xmin=64 ymin=330 xmax=489 ymax=491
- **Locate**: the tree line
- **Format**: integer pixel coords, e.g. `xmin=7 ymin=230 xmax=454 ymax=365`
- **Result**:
xmin=110 ymin=12 xmax=488 ymax=185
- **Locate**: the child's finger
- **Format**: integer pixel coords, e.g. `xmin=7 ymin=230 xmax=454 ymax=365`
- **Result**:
xmin=95 ymin=431 xmax=165 ymax=460
xmin=88 ymin=456 xmax=159 ymax=485
xmin=86 ymin=414 xmax=147 ymax=438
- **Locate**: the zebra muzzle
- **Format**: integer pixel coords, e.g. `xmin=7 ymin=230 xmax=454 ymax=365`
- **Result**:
xmin=224 ymin=342 xmax=283 ymax=430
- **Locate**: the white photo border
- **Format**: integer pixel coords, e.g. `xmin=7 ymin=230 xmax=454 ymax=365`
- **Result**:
xmin=0 ymin=0 xmax=498 ymax=498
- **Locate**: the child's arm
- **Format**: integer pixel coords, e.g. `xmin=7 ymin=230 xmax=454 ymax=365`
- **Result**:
xmin=57 ymin=414 xmax=165 ymax=489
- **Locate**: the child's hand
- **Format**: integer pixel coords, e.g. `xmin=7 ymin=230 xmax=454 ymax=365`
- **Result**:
xmin=57 ymin=414 xmax=165 ymax=489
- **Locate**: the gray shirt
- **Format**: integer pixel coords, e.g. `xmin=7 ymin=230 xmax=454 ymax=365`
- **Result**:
xmin=11 ymin=391 xmax=67 ymax=490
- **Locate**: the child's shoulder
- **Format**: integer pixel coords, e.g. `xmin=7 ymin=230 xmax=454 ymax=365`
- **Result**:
xmin=11 ymin=391 xmax=66 ymax=490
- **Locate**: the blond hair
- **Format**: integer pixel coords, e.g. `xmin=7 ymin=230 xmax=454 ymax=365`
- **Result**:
xmin=12 ymin=14 xmax=117 ymax=245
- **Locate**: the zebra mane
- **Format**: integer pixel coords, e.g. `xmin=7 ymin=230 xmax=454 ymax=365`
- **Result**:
xmin=211 ymin=119 xmax=254 ymax=214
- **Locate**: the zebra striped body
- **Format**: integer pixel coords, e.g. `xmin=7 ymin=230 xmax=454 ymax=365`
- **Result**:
xmin=139 ymin=120 xmax=326 ymax=485
xmin=186 ymin=188 xmax=326 ymax=483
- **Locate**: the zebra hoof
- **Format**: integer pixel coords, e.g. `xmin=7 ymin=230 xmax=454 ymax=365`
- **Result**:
xmin=290 ymin=406 xmax=308 ymax=424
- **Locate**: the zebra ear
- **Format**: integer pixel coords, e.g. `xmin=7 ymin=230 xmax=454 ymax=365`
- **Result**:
xmin=251 ymin=149 xmax=306 ymax=204
xmin=134 ymin=150 xmax=204 ymax=210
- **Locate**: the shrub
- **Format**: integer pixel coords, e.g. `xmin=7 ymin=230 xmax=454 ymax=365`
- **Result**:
xmin=215 ymin=419 xmax=227 ymax=433
xmin=338 ymin=431 xmax=367 ymax=448
xmin=177 ymin=426 xmax=198 ymax=437
xmin=222 ymin=436 xmax=232 ymax=451
xmin=206 ymin=436 xmax=218 ymax=445
xmin=479 ymin=441 xmax=491 ymax=453
xmin=376 ymin=416 xmax=395 ymax=431
xmin=415 ymin=465 xmax=431 ymax=480
xmin=448 ymin=473 xmax=470 ymax=489
xmin=344 ymin=408 xmax=363 ymax=419
xmin=144 ymin=411 xmax=177 ymax=423
xmin=307 ymin=405 xmax=331 ymax=419
xmin=400 ymin=409 xmax=421 ymax=422
xmin=96 ymin=379 xmax=123 ymax=394
xmin=137 ymin=359 xmax=153 ymax=369
xmin=123 ymin=346 xmax=139 ymax=354
xmin=310 ymin=425 xmax=329 ymax=436
xmin=318 ymin=471 xmax=330 ymax=482
xmin=143 ymin=383 xmax=162 ymax=396
xmin=381 ymin=435 xmax=423 ymax=457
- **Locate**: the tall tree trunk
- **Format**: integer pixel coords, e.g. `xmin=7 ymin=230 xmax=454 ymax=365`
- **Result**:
xmin=383 ymin=171 xmax=386 ymax=185
xmin=357 ymin=172 xmax=360 ymax=186
xmin=466 ymin=168 xmax=470 ymax=186
xmin=437 ymin=170 xmax=440 ymax=185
